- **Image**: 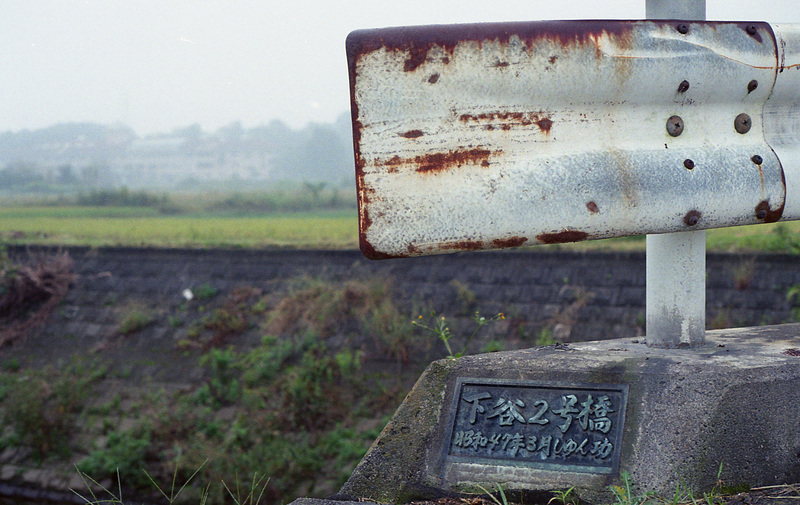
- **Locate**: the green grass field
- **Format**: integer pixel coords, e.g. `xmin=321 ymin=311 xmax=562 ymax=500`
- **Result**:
xmin=0 ymin=206 xmax=360 ymax=249
xmin=1 ymin=203 xmax=799 ymax=253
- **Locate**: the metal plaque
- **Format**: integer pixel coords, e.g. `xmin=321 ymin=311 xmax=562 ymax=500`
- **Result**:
xmin=445 ymin=378 xmax=628 ymax=474
xmin=347 ymin=21 xmax=800 ymax=259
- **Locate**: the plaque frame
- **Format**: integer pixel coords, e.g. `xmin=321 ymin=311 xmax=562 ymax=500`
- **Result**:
xmin=443 ymin=378 xmax=629 ymax=475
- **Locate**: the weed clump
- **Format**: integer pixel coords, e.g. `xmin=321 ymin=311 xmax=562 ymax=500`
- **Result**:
xmin=0 ymin=358 xmax=103 ymax=462
xmin=179 ymin=286 xmax=260 ymax=349
xmin=118 ymin=308 xmax=156 ymax=335
xmin=265 ymin=277 xmax=416 ymax=362
xmin=412 ymin=311 xmax=505 ymax=359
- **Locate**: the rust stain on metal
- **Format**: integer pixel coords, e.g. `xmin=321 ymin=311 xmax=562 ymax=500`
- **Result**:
xmin=357 ymin=208 xmax=378 ymax=257
xmin=439 ymin=240 xmax=485 ymax=251
xmin=459 ymin=111 xmax=553 ymax=133
xmin=428 ymin=73 xmax=440 ymax=84
xmin=755 ymin=200 xmax=784 ymax=223
xmin=346 ymin=21 xmax=773 ymax=89
xmin=491 ymin=236 xmax=528 ymax=248
xmin=360 ymin=237 xmax=404 ymax=260
xmin=415 ymin=148 xmax=493 ymax=173
xmin=351 ymin=120 xmax=364 ymax=172
xmin=357 ymin=197 xmax=406 ymax=261
xmin=359 ymin=185 xmax=377 ymax=205
xmin=460 ymin=112 xmax=530 ymax=123
xmin=586 ymin=201 xmax=599 ymax=214
xmin=403 ymin=46 xmax=430 ymax=72
xmin=346 ymin=21 xmax=638 ymax=78
xmin=492 ymin=61 xmax=510 ymax=68
xmin=683 ymin=210 xmax=701 ymax=226
xmin=400 ymin=130 xmax=425 ymax=139
xmin=536 ymin=230 xmax=590 ymax=244
xmin=535 ymin=116 xmax=554 ymax=134
xmin=375 ymin=149 xmax=496 ymax=173
xmin=381 ymin=155 xmax=403 ymax=166
xmin=358 ymin=187 xmax=372 ymax=228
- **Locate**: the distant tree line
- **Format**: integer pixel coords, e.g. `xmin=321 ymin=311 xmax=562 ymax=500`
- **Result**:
xmin=0 ymin=161 xmax=116 ymax=192
xmin=0 ymin=115 xmax=356 ymax=193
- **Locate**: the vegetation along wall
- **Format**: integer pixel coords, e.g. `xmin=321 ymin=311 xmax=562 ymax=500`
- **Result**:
xmin=7 ymin=245 xmax=800 ymax=351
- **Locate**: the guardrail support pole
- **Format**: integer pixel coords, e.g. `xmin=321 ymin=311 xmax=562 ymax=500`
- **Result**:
xmin=645 ymin=0 xmax=707 ymax=348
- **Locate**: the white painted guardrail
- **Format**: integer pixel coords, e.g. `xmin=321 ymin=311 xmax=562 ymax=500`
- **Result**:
xmin=347 ymin=20 xmax=800 ymax=260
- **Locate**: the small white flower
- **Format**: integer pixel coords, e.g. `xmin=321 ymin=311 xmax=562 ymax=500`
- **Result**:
xmin=182 ymin=289 xmax=194 ymax=301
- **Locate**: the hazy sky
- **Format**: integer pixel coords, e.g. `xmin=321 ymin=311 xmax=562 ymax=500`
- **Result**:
xmin=2 ymin=1 xmax=797 ymax=136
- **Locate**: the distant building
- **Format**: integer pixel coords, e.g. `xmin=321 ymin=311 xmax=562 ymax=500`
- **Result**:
xmin=0 ymin=118 xmax=353 ymax=190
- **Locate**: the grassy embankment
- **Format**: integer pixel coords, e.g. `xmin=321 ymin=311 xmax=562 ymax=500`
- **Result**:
xmin=0 ymin=258 xmax=440 ymax=505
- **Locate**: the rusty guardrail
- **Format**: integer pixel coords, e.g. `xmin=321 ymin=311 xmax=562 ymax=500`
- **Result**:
xmin=347 ymin=21 xmax=800 ymax=259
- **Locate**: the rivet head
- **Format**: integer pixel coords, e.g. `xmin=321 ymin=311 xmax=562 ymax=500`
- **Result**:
xmin=735 ymin=113 xmax=752 ymax=134
xmin=747 ymin=80 xmax=758 ymax=93
xmin=677 ymin=24 xmax=689 ymax=34
xmin=677 ymin=80 xmax=690 ymax=93
xmin=755 ymin=201 xmax=771 ymax=221
xmin=751 ymin=155 xmax=763 ymax=165
xmin=746 ymin=25 xmax=757 ymax=35
xmin=684 ymin=210 xmax=701 ymax=227
xmin=684 ymin=159 xmax=695 ymax=170
xmin=667 ymin=115 xmax=684 ymax=137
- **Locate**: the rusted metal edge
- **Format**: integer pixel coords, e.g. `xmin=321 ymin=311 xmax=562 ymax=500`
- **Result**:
xmin=346 ymin=20 xmax=771 ymax=68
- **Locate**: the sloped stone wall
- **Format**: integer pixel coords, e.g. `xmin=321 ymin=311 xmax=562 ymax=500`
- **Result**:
xmin=7 ymin=246 xmax=800 ymax=347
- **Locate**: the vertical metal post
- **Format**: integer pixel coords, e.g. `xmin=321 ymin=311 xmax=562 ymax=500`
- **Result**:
xmin=645 ymin=0 xmax=707 ymax=348
xmin=645 ymin=0 xmax=705 ymax=20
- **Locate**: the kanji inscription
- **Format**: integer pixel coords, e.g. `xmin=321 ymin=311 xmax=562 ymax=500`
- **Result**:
xmin=446 ymin=379 xmax=628 ymax=474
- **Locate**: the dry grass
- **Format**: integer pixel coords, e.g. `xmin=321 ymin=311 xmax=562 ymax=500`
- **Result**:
xmin=0 ymin=251 xmax=75 ymax=347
